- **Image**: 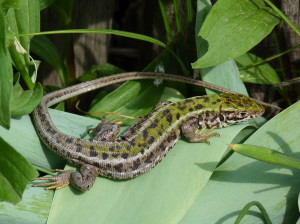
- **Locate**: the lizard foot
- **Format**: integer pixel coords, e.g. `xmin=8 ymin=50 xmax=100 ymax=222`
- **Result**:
xmin=181 ymin=118 xmax=220 ymax=144
xmin=32 ymin=165 xmax=100 ymax=191
xmin=32 ymin=169 xmax=74 ymax=190
xmin=194 ymin=126 xmax=220 ymax=144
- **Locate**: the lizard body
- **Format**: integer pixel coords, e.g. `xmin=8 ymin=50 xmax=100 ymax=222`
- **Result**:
xmin=32 ymin=72 xmax=265 ymax=191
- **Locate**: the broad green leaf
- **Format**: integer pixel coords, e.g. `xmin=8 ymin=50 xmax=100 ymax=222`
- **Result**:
xmin=236 ymin=53 xmax=280 ymax=84
xmin=88 ymin=50 xmax=183 ymax=126
xmin=89 ymin=80 xmax=164 ymax=125
xmin=192 ymin=0 xmax=280 ymax=68
xmin=78 ymin=63 xmax=125 ymax=82
xmin=44 ymin=119 xmax=250 ymax=224
xmin=0 ymin=185 xmax=53 ymax=224
xmin=0 ymin=137 xmax=38 ymax=204
xmin=195 ymin=0 xmax=248 ymax=95
xmin=0 ymin=113 xmax=64 ymax=171
xmin=30 ymin=36 xmax=67 ymax=85
xmin=201 ymin=60 xmax=248 ymax=95
xmin=0 ymin=108 xmax=109 ymax=171
xmin=0 ymin=110 xmax=109 ymax=223
xmin=0 ymin=9 xmax=13 ymax=129
xmin=159 ymin=87 xmax=185 ymax=102
xmin=0 ymin=0 xmax=20 ymax=13
xmin=11 ymin=77 xmax=43 ymax=116
xmin=1 ymin=89 xmax=262 ymax=223
xmin=229 ymin=144 xmax=300 ymax=170
xmin=180 ymin=101 xmax=300 ymax=223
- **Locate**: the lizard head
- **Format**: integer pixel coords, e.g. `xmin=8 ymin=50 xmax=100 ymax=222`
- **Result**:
xmin=219 ymin=93 xmax=265 ymax=126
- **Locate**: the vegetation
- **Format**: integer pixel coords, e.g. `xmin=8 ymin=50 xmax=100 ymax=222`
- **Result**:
xmin=1 ymin=0 xmax=300 ymax=223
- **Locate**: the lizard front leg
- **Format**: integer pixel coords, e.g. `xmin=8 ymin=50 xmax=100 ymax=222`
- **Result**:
xmin=181 ymin=117 xmax=219 ymax=143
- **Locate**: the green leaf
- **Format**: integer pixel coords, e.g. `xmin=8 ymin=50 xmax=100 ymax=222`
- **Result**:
xmin=0 ymin=8 xmax=13 ymax=129
xmin=30 ymin=36 xmax=67 ymax=85
xmin=0 ymin=110 xmax=116 ymax=222
xmin=236 ymin=53 xmax=281 ymax=84
xmin=43 ymin=117 xmax=250 ymax=224
xmin=52 ymin=0 xmax=73 ymax=25
xmin=78 ymin=63 xmax=125 ymax=82
xmin=180 ymin=101 xmax=300 ymax=223
xmin=0 ymin=109 xmax=102 ymax=172
xmin=234 ymin=201 xmax=272 ymax=224
xmin=10 ymin=76 xmax=43 ymax=116
xmin=201 ymin=60 xmax=248 ymax=95
xmin=229 ymin=144 xmax=300 ymax=170
xmin=39 ymin=0 xmax=55 ymax=10
xmin=0 ymin=0 xmax=20 ymax=13
xmin=195 ymin=1 xmax=248 ymax=95
xmin=88 ymin=50 xmax=183 ymax=126
xmin=6 ymin=0 xmax=40 ymax=89
xmin=89 ymin=80 xmax=164 ymax=125
xmin=26 ymin=29 xmax=167 ymax=48
xmin=144 ymin=48 xmax=182 ymax=74
xmin=192 ymin=0 xmax=280 ymax=68
xmin=0 ymin=137 xmax=38 ymax=204
xmin=12 ymin=0 xmax=40 ymax=56
xmin=0 ymin=185 xmax=53 ymax=224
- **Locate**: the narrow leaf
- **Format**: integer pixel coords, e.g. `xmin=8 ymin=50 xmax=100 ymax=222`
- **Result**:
xmin=234 ymin=201 xmax=272 ymax=224
xmin=25 ymin=29 xmax=167 ymax=48
xmin=229 ymin=144 xmax=300 ymax=170
xmin=0 ymin=9 xmax=13 ymax=129
xmin=30 ymin=36 xmax=67 ymax=85
xmin=13 ymin=0 xmax=40 ymax=56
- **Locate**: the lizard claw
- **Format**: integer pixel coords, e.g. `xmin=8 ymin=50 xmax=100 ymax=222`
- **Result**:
xmin=32 ymin=170 xmax=74 ymax=190
xmin=195 ymin=126 xmax=220 ymax=144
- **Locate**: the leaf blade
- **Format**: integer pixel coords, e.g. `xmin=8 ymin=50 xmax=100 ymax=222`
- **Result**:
xmin=192 ymin=0 xmax=280 ymax=68
xmin=236 ymin=53 xmax=280 ymax=84
xmin=0 ymin=8 xmax=13 ymax=129
xmin=0 ymin=137 xmax=38 ymax=204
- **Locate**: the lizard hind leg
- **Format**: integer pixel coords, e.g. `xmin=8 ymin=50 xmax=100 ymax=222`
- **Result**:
xmin=32 ymin=169 xmax=75 ymax=190
xmin=181 ymin=117 xmax=219 ymax=144
xmin=70 ymin=164 xmax=100 ymax=191
xmin=32 ymin=165 xmax=100 ymax=191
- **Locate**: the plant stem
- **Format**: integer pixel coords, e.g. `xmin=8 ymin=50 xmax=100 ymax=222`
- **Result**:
xmin=239 ymin=44 xmax=300 ymax=70
xmin=264 ymin=0 xmax=300 ymax=36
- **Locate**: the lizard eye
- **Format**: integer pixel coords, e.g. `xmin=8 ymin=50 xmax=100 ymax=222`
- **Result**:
xmin=239 ymin=112 xmax=247 ymax=117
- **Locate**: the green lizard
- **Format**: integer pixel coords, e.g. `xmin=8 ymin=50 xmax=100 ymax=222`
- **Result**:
xmin=32 ymin=72 xmax=265 ymax=191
